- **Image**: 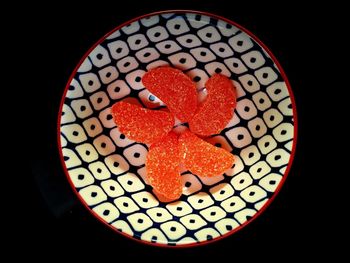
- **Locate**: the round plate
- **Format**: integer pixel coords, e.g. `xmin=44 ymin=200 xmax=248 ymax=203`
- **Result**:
xmin=58 ymin=10 xmax=297 ymax=247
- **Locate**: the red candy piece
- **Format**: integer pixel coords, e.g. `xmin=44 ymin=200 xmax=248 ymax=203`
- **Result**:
xmin=189 ymin=74 xmax=237 ymax=136
xmin=179 ymin=130 xmax=235 ymax=177
xmin=146 ymin=132 xmax=182 ymax=200
xmin=111 ymin=101 xmax=174 ymax=144
xmin=142 ymin=67 xmax=197 ymax=123
xmin=152 ymin=189 xmax=178 ymax=203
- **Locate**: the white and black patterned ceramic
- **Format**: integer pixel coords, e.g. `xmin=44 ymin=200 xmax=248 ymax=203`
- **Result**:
xmin=58 ymin=11 xmax=297 ymax=247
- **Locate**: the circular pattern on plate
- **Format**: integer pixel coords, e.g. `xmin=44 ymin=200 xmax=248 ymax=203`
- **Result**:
xmin=58 ymin=11 xmax=296 ymax=247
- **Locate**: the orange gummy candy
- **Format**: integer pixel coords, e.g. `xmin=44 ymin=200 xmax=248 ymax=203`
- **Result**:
xmin=146 ymin=132 xmax=182 ymax=200
xmin=189 ymin=74 xmax=237 ymax=136
xmin=179 ymin=130 xmax=235 ymax=177
xmin=111 ymin=101 xmax=174 ymax=144
xmin=142 ymin=67 xmax=197 ymax=123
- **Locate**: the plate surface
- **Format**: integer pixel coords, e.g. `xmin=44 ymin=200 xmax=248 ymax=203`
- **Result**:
xmin=58 ymin=10 xmax=297 ymax=247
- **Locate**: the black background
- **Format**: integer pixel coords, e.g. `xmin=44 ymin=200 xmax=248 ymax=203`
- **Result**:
xmin=14 ymin=0 xmax=337 ymax=260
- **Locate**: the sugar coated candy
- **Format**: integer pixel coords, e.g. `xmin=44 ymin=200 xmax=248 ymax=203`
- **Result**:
xmin=179 ymin=130 xmax=235 ymax=177
xmin=142 ymin=67 xmax=198 ymax=123
xmin=111 ymin=101 xmax=174 ymax=144
xmin=189 ymin=74 xmax=236 ymax=136
xmin=146 ymin=132 xmax=182 ymax=200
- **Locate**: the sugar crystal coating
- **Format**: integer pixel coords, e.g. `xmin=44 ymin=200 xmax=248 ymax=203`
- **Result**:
xmin=189 ymin=74 xmax=237 ymax=136
xmin=179 ymin=130 xmax=235 ymax=177
xmin=146 ymin=132 xmax=182 ymax=200
xmin=111 ymin=101 xmax=174 ymax=144
xmin=142 ymin=67 xmax=198 ymax=123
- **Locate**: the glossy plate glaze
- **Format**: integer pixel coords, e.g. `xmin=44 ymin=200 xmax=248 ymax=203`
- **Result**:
xmin=58 ymin=10 xmax=297 ymax=247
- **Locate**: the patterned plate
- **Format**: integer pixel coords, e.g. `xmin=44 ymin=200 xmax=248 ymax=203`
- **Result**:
xmin=58 ymin=10 xmax=297 ymax=247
